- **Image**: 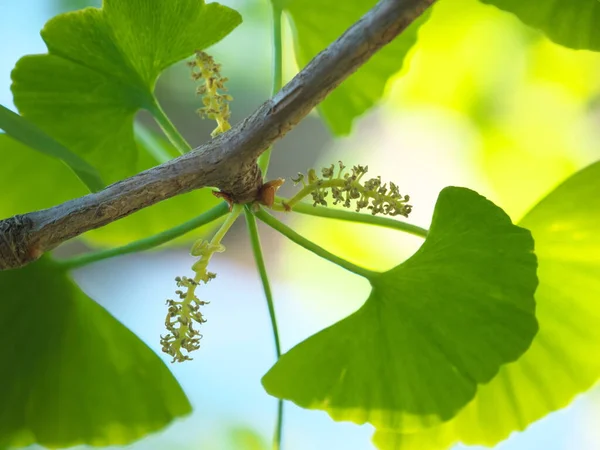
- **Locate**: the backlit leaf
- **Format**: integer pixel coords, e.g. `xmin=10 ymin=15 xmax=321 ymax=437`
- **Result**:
xmin=373 ymin=161 xmax=600 ymax=449
xmin=0 ymin=257 xmax=191 ymax=447
xmin=11 ymin=0 xmax=241 ymax=182
xmin=262 ymin=187 xmax=538 ymax=432
xmin=479 ymin=0 xmax=600 ymax=51
xmin=285 ymin=0 xmax=431 ymax=135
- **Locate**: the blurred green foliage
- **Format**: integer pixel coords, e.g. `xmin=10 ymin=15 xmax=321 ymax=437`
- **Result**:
xmin=0 ymin=257 xmax=191 ymax=448
xmin=2 ymin=0 xmax=600 ymax=449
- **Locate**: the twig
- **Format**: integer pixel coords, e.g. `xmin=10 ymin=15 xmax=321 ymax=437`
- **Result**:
xmin=0 ymin=0 xmax=435 ymax=270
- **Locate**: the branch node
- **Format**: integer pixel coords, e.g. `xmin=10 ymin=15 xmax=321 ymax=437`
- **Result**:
xmin=0 ymin=215 xmax=38 ymax=270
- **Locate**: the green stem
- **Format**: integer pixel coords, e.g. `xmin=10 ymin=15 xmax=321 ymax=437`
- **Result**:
xmin=258 ymin=4 xmax=284 ymax=178
xmin=244 ymin=207 xmax=283 ymax=450
xmin=148 ymin=99 xmax=192 ymax=155
xmin=213 ymin=204 xmax=244 ymax=243
xmin=135 ymin=122 xmax=180 ymax=164
xmin=254 ymin=209 xmax=377 ymax=279
xmin=255 ymin=5 xmax=285 ymax=447
xmin=270 ymin=5 xmax=284 ymax=98
xmin=55 ymin=203 xmax=230 ymax=270
xmin=275 ymin=200 xmax=429 ymax=239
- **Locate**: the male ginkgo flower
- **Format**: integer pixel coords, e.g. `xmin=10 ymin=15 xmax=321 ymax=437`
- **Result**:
xmin=285 ymin=161 xmax=412 ymax=217
xmin=189 ymin=50 xmax=233 ymax=137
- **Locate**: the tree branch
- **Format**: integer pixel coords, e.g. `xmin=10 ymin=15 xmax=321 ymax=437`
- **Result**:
xmin=0 ymin=0 xmax=435 ymax=270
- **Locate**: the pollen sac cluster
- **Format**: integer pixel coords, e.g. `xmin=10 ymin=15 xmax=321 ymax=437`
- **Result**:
xmin=293 ymin=162 xmax=412 ymax=217
xmin=189 ymin=51 xmax=232 ymax=137
xmin=160 ymin=276 xmax=211 ymax=363
xmin=161 ymin=239 xmax=224 ymax=363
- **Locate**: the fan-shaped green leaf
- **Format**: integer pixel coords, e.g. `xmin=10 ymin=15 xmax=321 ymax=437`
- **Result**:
xmin=284 ymin=1 xmax=431 ymax=135
xmin=262 ymin=187 xmax=538 ymax=432
xmin=373 ymin=161 xmax=600 ymax=449
xmin=0 ymin=257 xmax=191 ymax=447
xmin=480 ymin=0 xmax=600 ymax=51
xmin=11 ymin=0 xmax=241 ymax=182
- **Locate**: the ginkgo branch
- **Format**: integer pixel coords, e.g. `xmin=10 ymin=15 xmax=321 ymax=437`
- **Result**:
xmin=0 ymin=0 xmax=435 ymax=271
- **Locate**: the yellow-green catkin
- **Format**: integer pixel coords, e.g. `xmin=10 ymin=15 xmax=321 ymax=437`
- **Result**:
xmin=288 ymin=161 xmax=413 ymax=217
xmin=160 ymin=240 xmax=225 ymax=363
xmin=161 ymin=205 xmax=242 ymax=363
xmin=189 ymin=51 xmax=233 ymax=137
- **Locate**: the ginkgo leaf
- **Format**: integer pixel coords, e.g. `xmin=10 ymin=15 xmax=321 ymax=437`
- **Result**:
xmin=262 ymin=187 xmax=538 ymax=432
xmin=11 ymin=0 xmax=241 ymax=182
xmin=479 ymin=0 xmax=600 ymax=51
xmin=373 ymin=161 xmax=600 ymax=449
xmin=0 ymin=257 xmax=191 ymax=447
xmin=284 ymin=0 xmax=431 ymax=135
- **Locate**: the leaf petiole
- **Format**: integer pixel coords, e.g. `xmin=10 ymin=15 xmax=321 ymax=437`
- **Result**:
xmin=55 ymin=202 xmax=230 ymax=270
xmin=244 ymin=207 xmax=284 ymax=450
xmin=255 ymin=4 xmax=286 ymax=448
xmin=0 ymin=104 xmax=105 ymax=193
xmin=273 ymin=199 xmax=429 ymax=239
xmin=257 ymin=2 xmax=284 ymax=179
xmin=254 ymin=208 xmax=377 ymax=279
xmin=148 ymin=99 xmax=192 ymax=155
xmin=135 ymin=123 xmax=181 ymax=164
